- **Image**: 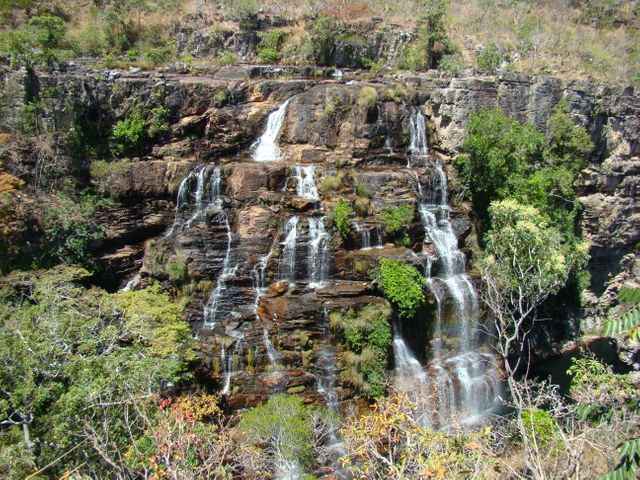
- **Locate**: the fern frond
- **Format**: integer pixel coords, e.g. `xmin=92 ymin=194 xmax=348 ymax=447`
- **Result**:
xmin=618 ymin=287 xmax=640 ymax=304
xmin=605 ymin=304 xmax=640 ymax=337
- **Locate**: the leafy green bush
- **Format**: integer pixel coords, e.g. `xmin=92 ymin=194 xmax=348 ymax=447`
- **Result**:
xmin=148 ymin=105 xmax=170 ymax=138
xmin=1 ymin=13 xmax=68 ymax=67
xmin=398 ymin=41 xmax=429 ymax=71
xmin=377 ymin=258 xmax=426 ymax=319
xmin=333 ymin=198 xmax=353 ymax=239
xmin=476 ymin=42 xmax=502 ymax=73
xmin=111 ymin=104 xmax=147 ymax=156
xmin=381 ymin=204 xmax=414 ymax=235
xmin=439 ymin=52 xmax=465 ymax=76
xmin=42 ymin=191 xmax=107 ymax=267
xmin=521 ymin=407 xmax=563 ymax=454
xmin=239 ymin=394 xmax=334 ymax=471
xmin=216 ymin=50 xmax=237 ymax=65
xmin=257 ymin=29 xmax=286 ymax=63
xmin=0 ymin=267 xmax=193 ymax=477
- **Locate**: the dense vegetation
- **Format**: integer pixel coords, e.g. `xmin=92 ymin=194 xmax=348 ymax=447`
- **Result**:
xmin=0 ymin=0 xmax=637 ymax=82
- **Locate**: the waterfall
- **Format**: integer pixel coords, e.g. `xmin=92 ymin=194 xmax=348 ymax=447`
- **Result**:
xmin=253 ymin=240 xmax=276 ymax=320
xmin=203 ymin=211 xmax=237 ymax=326
xmin=263 ymin=329 xmax=280 ymax=365
xmin=166 ymin=165 xmax=223 ymax=236
xmin=391 ymin=113 xmax=499 ymax=428
xmin=408 ymin=108 xmax=428 ymax=156
xmin=220 ymin=333 xmax=245 ymax=395
xmin=374 ymin=225 xmax=384 ymax=248
xmin=353 ymin=222 xmax=371 ymax=249
xmin=252 ymin=98 xmax=291 ymax=162
xmin=307 ymin=216 xmax=330 ymax=288
xmin=165 ymin=168 xmax=195 ymax=237
xmin=279 ymin=216 xmax=299 ymax=282
xmin=294 ymin=166 xmax=320 ymax=200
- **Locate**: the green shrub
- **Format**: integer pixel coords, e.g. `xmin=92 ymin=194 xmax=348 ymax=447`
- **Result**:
xmin=439 ymin=52 xmax=465 ymax=76
xmin=330 ymin=303 xmax=392 ymax=399
xmin=521 ymin=408 xmax=563 ymax=454
xmin=41 ymin=191 xmax=108 ymax=267
xmin=398 ymin=41 xmax=429 ymax=71
xmin=111 ymin=104 xmax=147 ymax=157
xmin=239 ymin=395 xmax=333 ymax=471
xmin=333 ymin=198 xmax=353 ymax=239
xmin=356 ymin=183 xmax=373 ymax=199
xmin=1 ymin=13 xmax=68 ymax=67
xmin=305 ymin=15 xmax=341 ymax=66
xmin=378 ymin=258 xmax=425 ymax=319
xmin=257 ymin=30 xmax=286 ymax=63
xmin=140 ymin=45 xmax=174 ymax=67
xmin=147 ymin=105 xmax=170 ymax=138
xmin=357 ymin=86 xmax=378 ymax=109
xmin=353 ymin=197 xmax=372 ymax=217
xmin=380 ymin=204 xmax=414 ymax=244
xmin=476 ymin=42 xmax=502 ymax=74
xmin=216 ymin=50 xmax=237 ymax=65
xmin=167 ymin=259 xmax=188 ymax=283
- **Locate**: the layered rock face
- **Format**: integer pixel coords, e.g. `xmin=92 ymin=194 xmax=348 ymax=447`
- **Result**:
xmin=7 ymin=65 xmax=638 ymax=407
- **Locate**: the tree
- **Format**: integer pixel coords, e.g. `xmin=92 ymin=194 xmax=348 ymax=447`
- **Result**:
xmin=0 ymin=267 xmax=194 ymax=477
xmin=480 ymin=199 xmax=588 ymax=479
xmin=238 ymin=394 xmax=335 ymax=477
xmin=455 ymin=108 xmax=544 ymax=233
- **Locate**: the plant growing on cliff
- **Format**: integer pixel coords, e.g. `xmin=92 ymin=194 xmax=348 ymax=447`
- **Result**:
xmin=0 ymin=13 xmax=68 ymax=68
xmin=380 ymin=204 xmax=414 ymax=246
xmin=332 ymin=197 xmax=353 ymax=239
xmin=257 ymin=29 xmax=286 ymax=63
xmin=330 ymin=303 xmax=392 ymax=399
xmin=377 ymin=258 xmax=426 ymax=319
xmin=305 ymin=14 xmax=341 ymax=66
xmin=357 ymin=86 xmax=378 ymax=109
xmin=111 ymin=104 xmax=147 ymax=156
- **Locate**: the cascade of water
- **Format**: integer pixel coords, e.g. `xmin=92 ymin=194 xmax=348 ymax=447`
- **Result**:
xmin=279 ymin=216 xmax=299 ymax=282
xmin=220 ymin=334 xmax=245 ymax=395
xmin=307 ymin=216 xmax=330 ymax=288
xmin=166 ymin=166 xmax=224 ymax=236
xmin=253 ymin=241 xmax=276 ymax=319
xmin=408 ymin=108 xmax=429 ymax=156
xmin=294 ymin=166 xmax=320 ymax=200
xmin=374 ymin=225 xmax=384 ymax=248
xmin=263 ymin=328 xmax=280 ymax=365
xmin=203 ymin=211 xmax=237 ymax=326
xmin=391 ymin=112 xmax=499 ymax=428
xmin=252 ymin=98 xmax=291 ymax=162
xmin=353 ymin=222 xmax=371 ymax=250
xmin=165 ymin=169 xmax=195 ymax=237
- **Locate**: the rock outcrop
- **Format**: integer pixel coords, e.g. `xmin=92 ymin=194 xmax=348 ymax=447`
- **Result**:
xmin=3 ymin=63 xmax=638 ymax=406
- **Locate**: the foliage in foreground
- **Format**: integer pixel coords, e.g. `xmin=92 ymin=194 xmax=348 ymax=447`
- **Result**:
xmin=0 ymin=266 xmax=194 ymax=478
xmin=239 ymin=394 xmax=336 ymax=476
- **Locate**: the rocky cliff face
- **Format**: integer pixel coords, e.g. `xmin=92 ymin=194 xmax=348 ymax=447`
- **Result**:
xmin=4 ymin=64 xmax=638 ymax=407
